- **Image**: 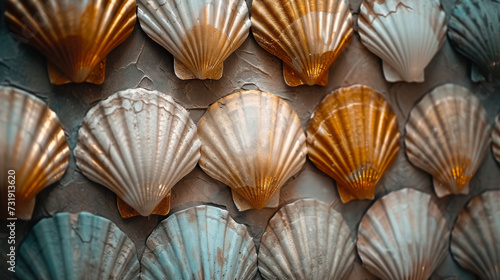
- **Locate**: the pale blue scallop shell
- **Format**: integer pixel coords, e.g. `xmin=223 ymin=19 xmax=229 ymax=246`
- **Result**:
xmin=16 ymin=212 xmax=140 ymax=280
xmin=140 ymin=205 xmax=257 ymax=280
xmin=448 ymin=0 xmax=500 ymax=82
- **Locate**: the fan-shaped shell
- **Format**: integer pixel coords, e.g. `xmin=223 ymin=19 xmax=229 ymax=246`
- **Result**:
xmin=307 ymin=85 xmax=400 ymax=203
xmin=448 ymin=0 xmax=500 ymax=82
xmin=197 ymin=90 xmax=307 ymax=211
xmin=251 ymin=0 xmax=353 ymax=87
xmin=357 ymin=188 xmax=449 ymax=280
xmin=140 ymin=205 xmax=257 ymax=280
xmin=358 ymin=0 xmax=447 ymax=83
xmin=493 ymin=114 xmax=500 ymax=163
xmin=5 ymin=0 xmax=136 ymax=85
xmin=405 ymin=84 xmax=490 ymax=197
xmin=74 ymin=88 xmax=200 ymax=218
xmin=258 ymin=199 xmax=355 ymax=280
xmin=451 ymin=190 xmax=500 ymax=280
xmin=137 ymin=0 xmax=250 ymax=80
xmin=16 ymin=212 xmax=140 ymax=279
xmin=0 ymin=86 xmax=69 ymax=220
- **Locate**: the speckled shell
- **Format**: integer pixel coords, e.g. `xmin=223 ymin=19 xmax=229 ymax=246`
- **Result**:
xmin=448 ymin=0 xmax=500 ymax=82
xmin=357 ymin=188 xmax=449 ymax=280
xmin=258 ymin=199 xmax=355 ymax=280
xmin=405 ymin=84 xmax=490 ymax=197
xmin=74 ymin=88 xmax=200 ymax=217
xmin=307 ymin=85 xmax=400 ymax=203
xmin=16 ymin=212 xmax=140 ymax=280
xmin=358 ymin=0 xmax=447 ymax=83
xmin=251 ymin=0 xmax=353 ymax=87
xmin=493 ymin=114 xmax=500 ymax=163
xmin=137 ymin=0 xmax=250 ymax=80
xmin=5 ymin=0 xmax=136 ymax=85
xmin=140 ymin=205 xmax=257 ymax=280
xmin=0 ymin=86 xmax=69 ymax=220
xmin=197 ymin=90 xmax=307 ymax=211
xmin=451 ymin=190 xmax=500 ymax=280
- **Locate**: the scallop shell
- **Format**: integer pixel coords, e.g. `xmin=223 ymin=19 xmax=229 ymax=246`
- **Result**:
xmin=74 ymin=88 xmax=200 ymax=218
xmin=251 ymin=0 xmax=353 ymax=87
xmin=197 ymin=90 xmax=307 ymax=211
xmin=5 ymin=0 xmax=136 ymax=85
xmin=451 ymin=190 xmax=500 ymax=280
xmin=306 ymin=85 xmax=400 ymax=203
xmin=258 ymin=199 xmax=355 ymax=280
xmin=140 ymin=205 xmax=257 ymax=280
xmin=16 ymin=212 xmax=140 ymax=280
xmin=405 ymin=84 xmax=490 ymax=197
xmin=448 ymin=0 xmax=500 ymax=82
xmin=492 ymin=114 xmax=500 ymax=163
xmin=358 ymin=0 xmax=447 ymax=83
xmin=357 ymin=188 xmax=450 ymax=280
xmin=137 ymin=0 xmax=250 ymax=80
xmin=0 ymin=86 xmax=69 ymax=220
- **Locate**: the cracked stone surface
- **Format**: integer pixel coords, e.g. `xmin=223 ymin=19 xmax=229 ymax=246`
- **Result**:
xmin=1 ymin=0 xmax=500 ymax=279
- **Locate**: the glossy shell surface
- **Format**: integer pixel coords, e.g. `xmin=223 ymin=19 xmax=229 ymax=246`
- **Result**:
xmin=493 ymin=114 xmax=500 ymax=163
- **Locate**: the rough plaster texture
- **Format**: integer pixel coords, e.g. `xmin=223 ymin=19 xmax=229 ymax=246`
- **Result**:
xmin=1 ymin=0 xmax=499 ymax=279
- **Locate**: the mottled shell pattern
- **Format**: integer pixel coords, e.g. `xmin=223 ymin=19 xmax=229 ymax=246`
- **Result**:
xmin=141 ymin=205 xmax=257 ymax=280
xmin=494 ymin=114 xmax=500 ymax=163
xmin=197 ymin=90 xmax=307 ymax=211
xmin=138 ymin=0 xmax=250 ymax=80
xmin=307 ymin=85 xmax=400 ymax=203
xmin=74 ymin=88 xmax=200 ymax=218
xmin=5 ymin=0 xmax=136 ymax=85
xmin=17 ymin=212 xmax=140 ymax=280
xmin=258 ymin=199 xmax=355 ymax=280
xmin=0 ymin=86 xmax=69 ymax=220
xmin=251 ymin=0 xmax=353 ymax=86
xmin=357 ymin=188 xmax=449 ymax=280
xmin=448 ymin=0 xmax=500 ymax=82
xmin=358 ymin=0 xmax=447 ymax=83
xmin=451 ymin=190 xmax=500 ymax=280
xmin=405 ymin=84 xmax=490 ymax=197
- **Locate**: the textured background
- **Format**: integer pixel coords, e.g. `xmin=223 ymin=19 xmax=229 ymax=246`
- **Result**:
xmin=1 ymin=0 xmax=500 ymax=279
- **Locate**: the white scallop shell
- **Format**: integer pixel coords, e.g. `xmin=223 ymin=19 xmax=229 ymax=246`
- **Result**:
xmin=493 ymin=114 xmax=500 ymax=163
xmin=16 ymin=212 xmax=140 ymax=279
xmin=0 ymin=86 xmax=69 ymax=220
xmin=451 ymin=190 xmax=500 ymax=280
xmin=197 ymin=90 xmax=307 ymax=211
xmin=405 ymin=84 xmax=491 ymax=197
xmin=358 ymin=0 xmax=447 ymax=83
xmin=258 ymin=199 xmax=355 ymax=280
xmin=74 ymin=88 xmax=200 ymax=217
xmin=140 ymin=205 xmax=257 ymax=280
xmin=137 ymin=0 xmax=250 ymax=80
xmin=357 ymin=188 xmax=450 ymax=280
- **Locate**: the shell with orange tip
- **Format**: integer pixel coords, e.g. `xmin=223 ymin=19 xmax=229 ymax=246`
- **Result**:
xmin=137 ymin=0 xmax=250 ymax=80
xmin=251 ymin=0 xmax=353 ymax=87
xmin=493 ymin=114 xmax=500 ymax=163
xmin=307 ymin=85 xmax=400 ymax=203
xmin=0 ymin=86 xmax=69 ymax=220
xmin=197 ymin=90 xmax=307 ymax=211
xmin=405 ymin=84 xmax=490 ymax=197
xmin=5 ymin=0 xmax=136 ymax=85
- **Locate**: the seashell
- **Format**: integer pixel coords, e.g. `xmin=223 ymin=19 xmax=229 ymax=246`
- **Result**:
xmin=0 ymin=86 xmax=69 ymax=220
xmin=74 ymin=88 xmax=200 ymax=218
xmin=492 ymin=114 xmax=500 ymax=163
xmin=358 ymin=0 xmax=447 ymax=83
xmin=140 ymin=205 xmax=257 ymax=280
xmin=258 ymin=199 xmax=355 ymax=279
xmin=137 ymin=0 xmax=250 ymax=80
xmin=251 ymin=0 xmax=353 ymax=87
xmin=448 ymin=0 xmax=500 ymax=82
xmin=197 ymin=90 xmax=307 ymax=211
xmin=5 ymin=0 xmax=136 ymax=85
xmin=405 ymin=84 xmax=490 ymax=197
xmin=16 ymin=212 xmax=140 ymax=280
xmin=451 ymin=190 xmax=500 ymax=280
xmin=307 ymin=85 xmax=400 ymax=203
xmin=357 ymin=188 xmax=449 ymax=280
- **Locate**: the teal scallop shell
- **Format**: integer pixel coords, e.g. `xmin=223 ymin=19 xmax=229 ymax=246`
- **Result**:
xmin=16 ymin=212 xmax=140 ymax=280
